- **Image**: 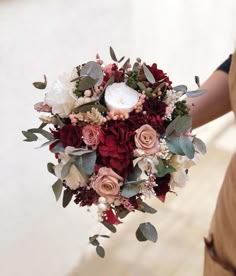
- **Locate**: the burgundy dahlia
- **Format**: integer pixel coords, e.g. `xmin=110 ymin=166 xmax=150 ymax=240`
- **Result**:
xmin=146 ymin=63 xmax=172 ymax=89
xmin=143 ymin=97 xmax=167 ymax=117
xmin=97 ymin=121 xmax=134 ymax=177
xmin=74 ymin=187 xmax=99 ymax=206
xmin=59 ymin=124 xmax=83 ymax=148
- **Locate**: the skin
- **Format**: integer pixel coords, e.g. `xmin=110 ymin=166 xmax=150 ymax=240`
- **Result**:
xmin=187 ymin=70 xmax=231 ymax=129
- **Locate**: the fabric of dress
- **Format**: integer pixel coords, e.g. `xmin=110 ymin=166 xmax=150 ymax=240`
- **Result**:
xmin=204 ymin=50 xmax=236 ymax=275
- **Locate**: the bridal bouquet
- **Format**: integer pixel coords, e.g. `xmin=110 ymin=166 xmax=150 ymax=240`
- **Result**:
xmin=22 ymin=47 xmax=206 ymax=257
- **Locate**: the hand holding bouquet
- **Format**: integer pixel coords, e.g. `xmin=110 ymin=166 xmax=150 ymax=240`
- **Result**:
xmin=23 ymin=47 xmax=206 ymax=257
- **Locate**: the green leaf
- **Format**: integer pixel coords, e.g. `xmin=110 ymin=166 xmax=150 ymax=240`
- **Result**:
xmin=186 ymin=89 xmax=207 ymax=97
xmin=28 ymin=128 xmax=54 ymax=141
xmin=39 ymin=122 xmax=47 ymax=129
xmin=47 ymin=162 xmax=55 ymax=175
xmin=22 ymin=130 xmax=38 ymax=142
xmin=136 ymin=227 xmax=148 ymax=242
xmin=52 ymin=179 xmax=63 ymax=201
xmin=127 ymin=165 xmax=142 ymax=182
xmin=36 ymin=139 xmax=60 ymax=149
xmin=179 ymin=135 xmax=195 ymax=159
xmin=109 ymin=46 xmax=118 ymax=62
xmin=156 ymin=159 xmax=176 ymax=177
xmin=62 ymin=189 xmax=73 ymax=208
xmin=33 ymin=75 xmax=47 ymax=89
xmin=82 ymin=151 xmax=96 ymax=175
xmin=78 ymin=76 xmax=98 ymax=91
xmin=175 ymin=115 xmax=192 ymax=136
xmin=141 ymin=202 xmax=157 ymax=214
xmin=69 ymin=149 xmax=94 ymax=156
xmin=165 ymin=116 xmax=180 ymax=137
xmin=136 ymin=222 xmax=158 ymax=242
xmin=195 ymin=76 xmax=200 ymax=87
xmin=50 ymin=142 xmax=65 ymax=153
xmin=61 ymin=158 xmax=74 ymax=178
xmin=118 ymin=56 xmax=125 ymax=63
xmin=122 ymin=58 xmax=130 ymax=69
xmin=143 ymin=64 xmax=155 ymax=84
xmin=193 ymin=137 xmax=207 ymax=154
xmin=101 ymin=222 xmax=117 ymax=233
xmin=137 ymin=82 xmax=147 ymax=92
xmin=166 ymin=136 xmax=184 ymax=155
xmin=132 ymin=62 xmax=140 ymax=72
xmin=89 ymin=235 xmax=99 ymax=246
xmin=73 ymin=103 xmax=107 ymax=113
xmin=96 ymin=245 xmax=105 ymax=258
xmin=121 ymin=180 xmax=144 ymax=198
xmin=80 ymin=61 xmax=103 ymax=86
xmin=118 ymin=209 xmax=129 ymax=219
xmin=99 ymin=235 xmax=110 ymax=238
xmin=173 ymin=85 xmax=187 ymax=93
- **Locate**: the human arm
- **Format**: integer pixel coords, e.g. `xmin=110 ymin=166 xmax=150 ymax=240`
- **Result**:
xmin=187 ymin=70 xmax=231 ymax=129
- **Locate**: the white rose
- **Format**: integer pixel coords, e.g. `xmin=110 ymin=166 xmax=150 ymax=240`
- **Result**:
xmin=44 ymin=73 xmax=77 ymax=118
xmin=104 ymin=82 xmax=139 ymax=112
xmin=54 ymin=147 xmax=87 ymax=190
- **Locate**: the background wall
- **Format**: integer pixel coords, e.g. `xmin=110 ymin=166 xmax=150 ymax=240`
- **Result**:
xmin=0 ymin=1 xmax=236 ymax=275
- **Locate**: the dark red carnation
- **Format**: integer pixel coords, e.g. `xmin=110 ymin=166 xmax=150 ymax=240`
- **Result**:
xmin=103 ymin=209 xmax=122 ymax=225
xmin=143 ymin=98 xmax=167 ymax=118
xmin=101 ymin=63 xmax=125 ymax=87
xmin=146 ymin=63 xmax=172 ymax=89
xmin=59 ymin=125 xmax=83 ymax=148
xmin=127 ymin=110 xmax=166 ymax=134
xmin=153 ymin=173 xmax=171 ymax=202
xmin=97 ymin=121 xmax=134 ymax=177
xmin=74 ymin=187 xmax=99 ymax=206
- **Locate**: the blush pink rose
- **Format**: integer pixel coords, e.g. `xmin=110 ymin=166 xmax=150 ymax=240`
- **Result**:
xmin=93 ymin=167 xmax=123 ymax=199
xmin=82 ymin=125 xmax=101 ymax=149
xmin=135 ymin=124 xmax=160 ymax=155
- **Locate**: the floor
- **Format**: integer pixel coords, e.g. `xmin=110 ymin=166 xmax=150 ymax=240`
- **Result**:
xmin=1 ymin=1 xmax=236 ymax=275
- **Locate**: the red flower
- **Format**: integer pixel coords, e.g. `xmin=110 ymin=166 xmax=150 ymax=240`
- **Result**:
xmin=153 ymin=174 xmax=171 ymax=202
xmin=101 ymin=63 xmax=125 ymax=87
xmin=103 ymin=209 xmax=122 ymax=225
xmin=127 ymin=111 xmax=166 ymax=134
xmin=59 ymin=125 xmax=83 ymax=148
xmin=143 ymin=97 xmax=167 ymax=117
xmin=97 ymin=121 xmax=134 ymax=177
xmin=146 ymin=63 xmax=172 ymax=89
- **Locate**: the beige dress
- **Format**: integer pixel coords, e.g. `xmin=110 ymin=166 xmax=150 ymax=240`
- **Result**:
xmin=204 ymin=51 xmax=236 ymax=275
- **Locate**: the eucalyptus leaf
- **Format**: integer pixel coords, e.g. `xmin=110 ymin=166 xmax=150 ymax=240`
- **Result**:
xmin=141 ymin=202 xmax=157 ymax=214
xmin=61 ymin=158 xmax=74 ymax=178
xmin=62 ymin=189 xmax=73 ymax=208
xmin=47 ymin=162 xmax=55 ymax=175
xmin=173 ymin=85 xmax=188 ymax=93
xmin=175 ymin=115 xmax=192 ymax=136
xmin=118 ymin=56 xmax=125 ymax=63
xmin=179 ymin=135 xmax=195 ymax=159
xmin=73 ymin=103 xmax=107 ymax=113
xmin=36 ymin=139 xmax=60 ymax=149
xmin=165 ymin=116 xmax=181 ymax=137
xmin=82 ymin=151 xmax=96 ymax=175
xmin=156 ymin=159 xmax=176 ymax=177
xmin=193 ymin=137 xmax=207 ymax=154
xmin=22 ymin=130 xmax=38 ymax=142
xmin=195 ymin=76 xmax=200 ymax=87
xmin=186 ymin=89 xmax=207 ymax=97
xmin=52 ymin=179 xmax=63 ymax=201
xmin=28 ymin=128 xmax=54 ymax=141
xmin=121 ymin=180 xmax=143 ymax=198
xmin=99 ymin=235 xmax=110 ymax=238
xmin=32 ymin=75 xmax=47 ymax=89
xmin=78 ymin=76 xmax=98 ymax=91
xmin=132 ymin=62 xmax=140 ymax=72
xmin=137 ymin=222 xmax=158 ymax=243
xmin=96 ymin=245 xmax=105 ymax=258
xmin=101 ymin=222 xmax=117 ymax=233
xmin=137 ymin=82 xmax=147 ymax=92
xmin=50 ymin=142 xmax=65 ymax=153
xmin=122 ymin=58 xmax=130 ymax=69
xmin=80 ymin=61 xmax=103 ymax=86
xmin=127 ymin=165 xmax=142 ymax=182
xmin=136 ymin=227 xmax=148 ymax=242
xmin=118 ymin=209 xmax=129 ymax=219
xmin=69 ymin=149 xmax=94 ymax=156
xmin=166 ymin=136 xmax=184 ymax=155
xmin=143 ymin=64 xmax=155 ymax=84
xmin=39 ymin=122 xmax=47 ymax=129
xmin=109 ymin=46 xmax=118 ymax=62
xmin=89 ymin=235 xmax=99 ymax=246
